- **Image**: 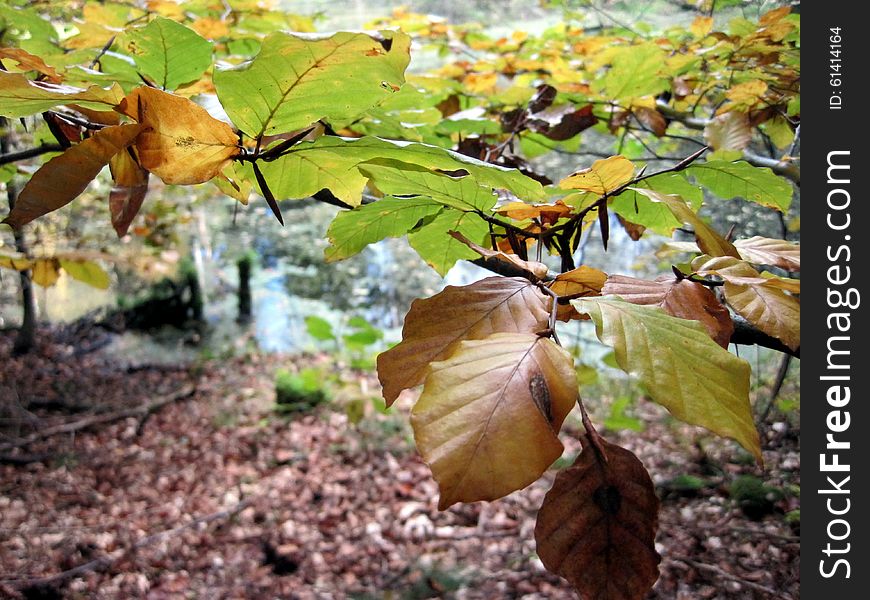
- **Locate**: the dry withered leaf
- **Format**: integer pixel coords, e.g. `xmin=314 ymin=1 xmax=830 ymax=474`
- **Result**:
xmin=377 ymin=277 xmax=550 ymax=406
xmin=4 ymin=124 xmax=143 ymax=228
xmin=412 ymin=333 xmax=577 ymax=509
xmin=535 ymin=438 xmax=661 ymax=600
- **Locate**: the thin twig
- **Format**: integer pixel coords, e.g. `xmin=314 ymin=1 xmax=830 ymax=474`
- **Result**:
xmin=667 ymin=555 xmax=792 ymax=599
xmin=0 ymin=143 xmax=65 ymax=166
xmin=0 ymin=385 xmax=196 ymax=453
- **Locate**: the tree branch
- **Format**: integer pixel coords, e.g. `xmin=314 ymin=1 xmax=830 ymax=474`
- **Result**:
xmin=730 ymin=316 xmax=799 ymax=358
xmin=0 ymin=143 xmax=65 ymax=166
xmin=0 ymin=384 xmax=196 ymax=453
xmin=655 ymin=101 xmax=800 ymax=185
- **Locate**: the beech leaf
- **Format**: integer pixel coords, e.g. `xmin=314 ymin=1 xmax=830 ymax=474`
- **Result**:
xmin=377 ymin=277 xmax=551 ymax=406
xmin=4 ymin=124 xmax=143 ymax=228
xmin=548 ymin=266 xmax=608 ymax=321
xmin=120 ymin=86 xmax=240 ymax=185
xmin=58 ymin=258 xmax=111 ymax=289
xmin=123 ymin=17 xmax=213 ymax=91
xmin=733 ymin=236 xmax=800 ymax=272
xmin=108 ymin=149 xmax=149 ymax=237
xmin=602 ymin=274 xmax=734 ymax=348
xmin=412 ymin=333 xmax=577 ymax=509
xmin=629 ymin=188 xmax=739 ymax=258
xmin=559 ymin=156 xmax=635 ymax=195
xmin=704 ymin=112 xmax=751 ymax=152
xmin=449 ymin=231 xmax=550 ymax=280
xmin=214 ymin=30 xmax=411 ymax=138
xmin=0 ymin=71 xmax=124 ymax=117
xmin=535 ymin=439 xmax=661 ymax=600
xmin=687 ymin=160 xmax=793 ymax=211
xmin=693 ymin=256 xmax=800 ymax=351
xmin=573 ymin=297 xmax=761 ymax=460
xmin=325 ymin=196 xmax=441 ymax=262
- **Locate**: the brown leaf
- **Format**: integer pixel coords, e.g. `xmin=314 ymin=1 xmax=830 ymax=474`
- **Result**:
xmin=31 ymin=258 xmax=61 ymax=287
xmin=448 ymin=231 xmax=550 ymax=280
xmin=602 ymin=274 xmax=734 ymax=348
xmin=120 ymin=86 xmax=240 ymax=185
xmin=109 ymin=149 xmax=150 ymax=237
xmin=377 ymin=277 xmax=550 ymax=406
xmin=412 ymin=333 xmax=577 ymax=509
xmin=617 ymin=214 xmax=646 ymax=241
xmin=527 ymin=103 xmax=597 ymax=141
xmin=634 ymin=107 xmax=667 ymax=137
xmin=0 ymin=48 xmax=62 ymax=81
xmin=704 ymin=112 xmax=751 ymax=152
xmin=4 ymin=124 xmax=143 ymax=228
xmin=535 ymin=439 xmax=661 ymax=600
xmin=528 ymin=84 xmax=557 ymax=113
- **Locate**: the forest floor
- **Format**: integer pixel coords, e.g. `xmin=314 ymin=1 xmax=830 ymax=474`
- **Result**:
xmin=0 ymin=327 xmax=800 ymax=600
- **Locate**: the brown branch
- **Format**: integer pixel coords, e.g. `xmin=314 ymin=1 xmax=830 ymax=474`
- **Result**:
xmin=8 ymin=496 xmax=251 ymax=592
xmin=0 ymin=384 xmax=196 ymax=453
xmin=730 ymin=317 xmax=799 ymax=358
xmin=0 ymin=143 xmax=65 ymax=166
xmin=666 ymin=556 xmax=793 ymax=599
xmin=654 ymin=101 xmax=800 ymax=185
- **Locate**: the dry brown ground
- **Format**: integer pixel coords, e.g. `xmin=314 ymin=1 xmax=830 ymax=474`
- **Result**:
xmin=0 ymin=329 xmax=799 ymax=599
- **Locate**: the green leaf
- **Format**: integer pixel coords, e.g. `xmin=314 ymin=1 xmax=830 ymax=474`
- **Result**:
xmin=123 ymin=17 xmax=213 ymax=91
xmin=325 ymin=195 xmax=441 ymax=261
xmin=305 ymin=315 xmax=335 ymax=341
xmin=573 ymin=297 xmax=761 ymax=461
xmin=594 ymin=43 xmax=669 ymax=102
xmin=359 ymin=160 xmax=497 ymax=212
xmin=58 ymin=259 xmax=111 ymax=289
xmin=688 ymin=160 xmax=793 ymax=211
xmin=214 ymin=30 xmax=411 ymax=138
xmin=611 ymin=173 xmax=703 ymax=235
xmin=407 ymin=209 xmax=489 ymax=276
xmin=257 ymin=135 xmax=543 ymax=207
xmin=0 ymin=5 xmax=58 ymax=57
xmin=0 ymin=71 xmax=124 ymax=118
xmin=603 ymin=396 xmax=645 ymax=432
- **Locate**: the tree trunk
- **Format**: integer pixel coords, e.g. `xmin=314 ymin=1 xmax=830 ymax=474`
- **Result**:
xmin=237 ymin=254 xmax=252 ymax=322
xmin=1 ymin=121 xmax=37 ymax=354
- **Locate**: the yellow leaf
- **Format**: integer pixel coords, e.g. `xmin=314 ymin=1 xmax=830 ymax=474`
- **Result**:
xmin=725 ymin=80 xmax=768 ymax=106
xmin=559 ymin=156 xmax=635 ymax=195
xmin=0 ymin=252 xmax=32 ymax=271
xmin=121 ymin=87 xmax=240 ymax=185
xmin=4 ymin=124 xmax=144 ymax=228
xmin=694 ymin=256 xmax=800 ymax=351
xmin=412 ymin=333 xmax=577 ymax=508
xmin=59 ymin=258 xmax=111 ymax=289
xmin=690 ymin=16 xmax=714 ymax=38
xmin=463 ymin=72 xmax=498 ymax=95
xmin=32 ymin=258 xmax=60 ymax=287
xmin=548 ymin=266 xmax=607 ymax=321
